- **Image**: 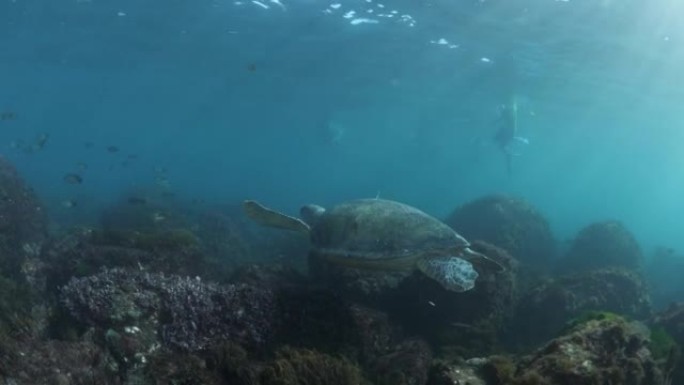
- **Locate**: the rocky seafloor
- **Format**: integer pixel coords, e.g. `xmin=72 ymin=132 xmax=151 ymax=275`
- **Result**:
xmin=0 ymin=155 xmax=682 ymax=385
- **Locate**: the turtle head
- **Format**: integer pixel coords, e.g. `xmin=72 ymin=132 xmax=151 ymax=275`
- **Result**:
xmin=300 ymin=204 xmax=326 ymax=226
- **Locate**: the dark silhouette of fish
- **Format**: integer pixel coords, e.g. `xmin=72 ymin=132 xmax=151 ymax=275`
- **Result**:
xmin=127 ymin=196 xmax=147 ymax=205
xmin=63 ymin=173 xmax=83 ymax=184
xmin=493 ymin=100 xmax=528 ymax=175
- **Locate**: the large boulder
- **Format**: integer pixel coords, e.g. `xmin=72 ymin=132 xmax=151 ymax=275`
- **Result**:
xmin=445 ymin=195 xmax=555 ymax=271
xmin=510 ymin=316 xmax=664 ymax=385
xmin=504 ymin=267 xmax=652 ymax=349
xmin=558 ymin=220 xmax=643 ymax=274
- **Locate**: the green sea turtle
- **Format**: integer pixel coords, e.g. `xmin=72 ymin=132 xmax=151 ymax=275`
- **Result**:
xmin=243 ymin=198 xmax=503 ymax=292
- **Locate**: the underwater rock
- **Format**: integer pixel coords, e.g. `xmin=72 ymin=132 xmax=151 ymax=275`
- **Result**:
xmin=347 ymin=304 xmax=400 ymax=365
xmin=39 ymin=225 xmax=229 ymax=294
xmin=203 ymin=341 xmax=260 ymax=385
xmin=194 ymin=205 xmax=261 ymax=268
xmin=308 ymin=241 xmax=518 ymax=357
xmin=99 ymin=197 xmax=236 ymax=280
xmin=275 ymin=283 xmax=401 ymax=365
xmin=260 ymin=346 xmax=366 ymax=385
xmin=100 ymin=194 xmax=190 ymax=233
xmin=141 ymin=348 xmax=224 ymax=385
xmin=0 ymin=273 xmax=41 ymax=339
xmin=371 ymin=338 xmax=433 ymax=385
xmin=650 ymin=303 xmax=684 ymax=384
xmin=389 ymin=241 xmax=518 ymax=356
xmin=40 ymin=227 xmax=154 ymax=290
xmin=239 ymin=264 xmax=416 ymax=373
xmin=196 ymin=204 xmax=309 ymax=269
xmin=99 ymin=200 xmax=306 ymax=280
xmin=513 ymin=317 xmax=664 ymax=385
xmin=60 ymin=268 xmax=277 ymax=352
xmin=428 ymin=359 xmax=486 ymax=385
xmin=505 ymin=267 xmax=652 ymax=349
xmin=0 ymin=155 xmax=48 ymax=279
xmin=230 ymin=263 xmax=308 ymax=291
xmin=230 ymin=263 xmax=391 ymax=358
xmin=0 ymin=329 xmax=118 ymax=385
xmin=308 ymin=252 xmax=412 ymax=305
xmin=558 ymin=220 xmax=643 ymax=273
xmin=644 ymin=246 xmax=684 ymax=310
xmin=146 ymin=343 xmax=369 ymax=385
xmin=445 ymin=194 xmax=555 ymax=271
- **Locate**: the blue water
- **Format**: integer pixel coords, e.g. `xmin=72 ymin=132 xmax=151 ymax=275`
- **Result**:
xmin=1 ymin=0 xmax=683 ymax=256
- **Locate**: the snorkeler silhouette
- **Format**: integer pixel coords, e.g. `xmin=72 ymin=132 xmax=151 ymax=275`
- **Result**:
xmin=493 ymin=98 xmax=529 ymax=175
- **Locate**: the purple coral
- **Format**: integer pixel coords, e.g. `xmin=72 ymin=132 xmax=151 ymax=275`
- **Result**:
xmin=157 ymin=273 xmax=276 ymax=351
xmin=61 ymin=268 xmax=277 ymax=352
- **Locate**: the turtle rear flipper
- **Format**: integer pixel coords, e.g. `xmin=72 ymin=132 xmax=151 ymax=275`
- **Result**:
xmin=243 ymin=200 xmax=310 ymax=234
xmin=416 ymin=256 xmax=478 ymax=293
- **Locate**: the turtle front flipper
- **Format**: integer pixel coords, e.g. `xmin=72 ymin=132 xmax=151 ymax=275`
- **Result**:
xmin=243 ymin=200 xmax=311 ymax=234
xmin=461 ymin=247 xmax=506 ymax=273
xmin=416 ymin=256 xmax=479 ymax=292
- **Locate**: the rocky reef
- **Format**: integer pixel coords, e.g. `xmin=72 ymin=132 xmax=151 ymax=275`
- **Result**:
xmin=0 ymin=156 xmax=681 ymax=385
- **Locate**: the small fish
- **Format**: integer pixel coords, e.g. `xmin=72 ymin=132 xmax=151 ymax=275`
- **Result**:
xmin=323 ymin=120 xmax=346 ymax=146
xmin=12 ymin=133 xmax=49 ymax=154
xmin=0 ymin=111 xmax=17 ymax=121
xmin=151 ymin=212 xmax=166 ymax=223
xmin=155 ymin=176 xmax=171 ymax=189
xmin=428 ymin=301 xmax=436 ymax=307
xmin=61 ymin=199 xmax=78 ymax=208
xmin=24 ymin=133 xmax=50 ymax=153
xmin=450 ymin=322 xmax=474 ymax=330
xmin=63 ymin=173 xmax=83 ymax=184
xmin=76 ymin=161 xmax=88 ymax=171
xmin=35 ymin=133 xmax=49 ymax=148
xmin=127 ymin=196 xmax=147 ymax=205
xmin=107 ymin=145 xmax=120 ymax=153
